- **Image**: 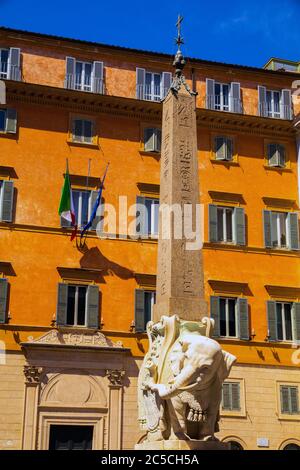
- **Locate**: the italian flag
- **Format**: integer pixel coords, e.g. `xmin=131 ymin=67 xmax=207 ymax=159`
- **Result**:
xmin=58 ymin=161 xmax=77 ymax=240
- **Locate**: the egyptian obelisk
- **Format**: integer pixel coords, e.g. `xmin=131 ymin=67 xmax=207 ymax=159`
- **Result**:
xmin=153 ymin=17 xmax=207 ymax=323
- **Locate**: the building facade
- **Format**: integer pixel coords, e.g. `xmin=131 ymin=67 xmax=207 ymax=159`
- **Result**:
xmin=0 ymin=26 xmax=300 ymax=450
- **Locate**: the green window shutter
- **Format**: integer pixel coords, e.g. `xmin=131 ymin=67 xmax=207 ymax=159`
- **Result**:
xmin=144 ymin=128 xmax=155 ymax=152
xmin=162 ymin=72 xmax=172 ymax=98
xmin=230 ymin=82 xmax=241 ymax=113
xmin=287 ymin=212 xmax=300 ymax=251
xmin=91 ymin=190 xmax=102 ymax=231
xmin=86 ymin=285 xmax=99 ymax=329
xmin=281 ymin=89 xmax=292 ymax=120
xmin=206 ymin=78 xmax=215 ymax=109
xmin=136 ymin=196 xmax=148 ymax=237
xmin=92 ymin=61 xmax=104 ymax=94
xmin=215 ymin=137 xmax=227 ymax=160
xmin=280 ymin=386 xmax=290 ymax=413
xmin=135 ymin=289 xmax=146 ymax=332
xmin=290 ymin=387 xmax=299 ymax=414
xmin=267 ymin=144 xmax=279 ymax=167
xmin=231 ymin=383 xmax=241 ymax=410
xmin=0 ymin=80 xmax=6 ymax=105
xmin=234 ymin=207 xmax=246 ymax=246
xmin=0 ymin=278 xmax=8 ymax=324
xmin=226 ymin=138 xmax=234 ymax=160
xmin=210 ymin=296 xmax=220 ymax=337
xmin=278 ymin=145 xmax=286 ymax=168
xmin=5 ymin=109 xmax=17 ymax=133
xmin=1 ymin=180 xmax=14 ymax=222
xmin=65 ymin=56 xmax=75 ymax=89
xmin=222 ymin=383 xmax=231 ymax=410
xmin=263 ymin=210 xmax=272 ymax=248
xmin=9 ymin=48 xmax=21 ymax=81
xmin=267 ymin=300 xmax=277 ymax=341
xmin=292 ymin=302 xmax=300 ymax=343
xmin=258 ymin=85 xmax=267 ymax=117
xmin=209 ymin=204 xmax=218 ymax=242
xmin=237 ymin=298 xmax=249 ymax=340
xmin=56 ymin=283 xmax=68 ymax=326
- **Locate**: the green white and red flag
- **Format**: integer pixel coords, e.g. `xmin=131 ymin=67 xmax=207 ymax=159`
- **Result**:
xmin=58 ymin=160 xmax=77 ymax=240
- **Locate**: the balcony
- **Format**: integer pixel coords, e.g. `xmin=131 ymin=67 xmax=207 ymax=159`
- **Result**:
xmin=64 ymin=73 xmax=104 ymax=94
xmin=206 ymin=95 xmax=243 ymax=114
xmin=0 ymin=61 xmax=21 ymax=81
xmin=136 ymin=84 xmax=169 ymax=102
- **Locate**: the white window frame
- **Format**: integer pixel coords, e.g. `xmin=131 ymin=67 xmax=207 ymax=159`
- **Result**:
xmin=214 ymin=82 xmax=230 ymax=111
xmin=75 ymin=60 xmax=93 ymax=92
xmin=73 ymin=189 xmax=92 ymax=229
xmin=271 ymin=211 xmax=288 ymax=248
xmin=217 ymin=206 xmax=234 ymax=242
xmin=72 ymin=118 xmax=94 ymax=144
xmin=66 ymin=284 xmax=88 ymax=327
xmin=145 ymin=71 xmax=162 ymax=102
xmin=275 ymin=302 xmax=293 ymax=342
xmin=280 ymin=385 xmax=299 ymax=415
xmin=222 ymin=382 xmax=241 ymax=411
xmin=266 ymin=89 xmax=281 ymax=118
xmin=0 ymin=48 xmax=9 ymax=79
xmin=219 ymin=297 xmax=238 ymax=338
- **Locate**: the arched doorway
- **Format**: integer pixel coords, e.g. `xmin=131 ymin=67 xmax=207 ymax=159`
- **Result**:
xmin=228 ymin=440 xmax=244 ymax=450
xmin=283 ymin=443 xmax=300 ymax=450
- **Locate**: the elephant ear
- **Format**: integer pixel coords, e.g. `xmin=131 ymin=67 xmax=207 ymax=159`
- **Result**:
xmin=217 ymin=351 xmax=237 ymax=382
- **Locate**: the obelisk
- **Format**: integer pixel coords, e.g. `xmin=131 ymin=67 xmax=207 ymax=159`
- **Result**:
xmin=153 ymin=18 xmax=207 ymax=322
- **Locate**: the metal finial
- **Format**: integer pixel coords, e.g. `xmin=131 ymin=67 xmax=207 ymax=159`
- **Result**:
xmin=175 ymin=14 xmax=184 ymax=49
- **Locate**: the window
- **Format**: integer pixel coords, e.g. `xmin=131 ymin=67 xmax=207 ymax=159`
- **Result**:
xmin=65 ymin=57 xmax=104 ymax=94
xmin=0 ymin=108 xmax=17 ymax=134
xmin=0 ymin=49 xmax=9 ymax=79
xmin=73 ymin=189 xmax=91 ymax=229
xmin=258 ymin=86 xmax=292 ymax=120
xmin=144 ymin=128 xmax=161 ymax=153
xmin=211 ymin=296 xmax=249 ymax=340
xmin=136 ymin=196 xmax=159 ymax=238
xmin=0 ymin=179 xmax=14 ymax=222
xmin=135 ymin=289 xmax=156 ymax=332
xmin=66 ymin=284 xmax=88 ymax=326
xmin=72 ymin=118 xmax=94 ymax=144
xmin=0 ymin=278 xmax=8 ymax=324
xmin=56 ymin=283 xmax=99 ymax=328
xmin=136 ymin=68 xmax=172 ymax=101
xmin=280 ymin=385 xmax=299 ymax=415
xmin=209 ymin=205 xmax=246 ymax=246
xmin=214 ymin=82 xmax=230 ymax=111
xmin=267 ymin=143 xmax=286 ymax=168
xmin=214 ymin=136 xmax=233 ymax=161
xmin=222 ymin=382 xmax=241 ymax=411
xmin=75 ymin=61 xmax=92 ymax=92
xmin=263 ymin=210 xmax=299 ymax=251
xmin=219 ymin=297 xmax=237 ymax=337
xmin=267 ymin=301 xmax=300 ymax=343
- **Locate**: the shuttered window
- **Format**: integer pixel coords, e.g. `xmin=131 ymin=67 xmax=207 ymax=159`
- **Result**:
xmin=263 ymin=210 xmax=299 ymax=250
xmin=258 ymin=87 xmax=292 ymax=120
xmin=0 ymin=180 xmax=14 ymax=222
xmin=206 ymin=80 xmax=241 ymax=113
xmin=267 ymin=301 xmax=300 ymax=343
xmin=144 ymin=128 xmax=162 ymax=153
xmin=0 ymin=108 xmax=17 ymax=134
xmin=280 ymin=386 xmax=299 ymax=414
xmin=0 ymin=278 xmax=8 ymax=324
xmin=72 ymin=119 xmax=94 ymax=144
xmin=56 ymin=283 xmax=99 ymax=328
xmin=211 ymin=296 xmax=249 ymax=340
xmin=222 ymin=382 xmax=241 ymax=411
xmin=267 ymin=143 xmax=286 ymax=167
xmin=134 ymin=289 xmax=156 ymax=332
xmin=209 ymin=205 xmax=245 ymax=246
xmin=0 ymin=49 xmax=9 ymax=79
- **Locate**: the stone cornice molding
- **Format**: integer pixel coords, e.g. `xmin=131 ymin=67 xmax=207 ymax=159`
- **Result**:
xmin=23 ymin=365 xmax=43 ymax=384
xmin=106 ymin=369 xmax=125 ymax=386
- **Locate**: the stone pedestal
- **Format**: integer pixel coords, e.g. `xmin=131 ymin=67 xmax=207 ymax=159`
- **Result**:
xmin=135 ymin=440 xmax=230 ymax=450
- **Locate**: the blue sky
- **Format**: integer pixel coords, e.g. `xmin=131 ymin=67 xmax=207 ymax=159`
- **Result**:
xmin=0 ymin=0 xmax=299 ymax=67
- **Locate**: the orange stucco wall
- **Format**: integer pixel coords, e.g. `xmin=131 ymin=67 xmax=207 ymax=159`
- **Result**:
xmin=0 ymin=30 xmax=299 ymax=369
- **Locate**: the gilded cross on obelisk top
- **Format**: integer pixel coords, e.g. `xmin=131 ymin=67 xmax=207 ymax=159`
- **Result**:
xmin=175 ymin=14 xmax=184 ymax=48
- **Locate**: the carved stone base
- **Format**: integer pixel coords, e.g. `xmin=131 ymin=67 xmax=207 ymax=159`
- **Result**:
xmin=135 ymin=440 xmax=230 ymax=451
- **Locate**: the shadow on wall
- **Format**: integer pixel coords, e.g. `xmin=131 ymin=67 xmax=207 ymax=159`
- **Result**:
xmin=79 ymin=246 xmax=134 ymax=281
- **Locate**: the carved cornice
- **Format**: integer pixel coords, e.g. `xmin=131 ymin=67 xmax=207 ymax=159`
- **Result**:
xmin=23 ymin=365 xmax=43 ymax=384
xmin=106 ymin=369 xmax=125 ymax=386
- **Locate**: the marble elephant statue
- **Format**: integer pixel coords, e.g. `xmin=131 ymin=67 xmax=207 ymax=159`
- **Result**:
xmin=138 ymin=316 xmax=236 ymax=442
